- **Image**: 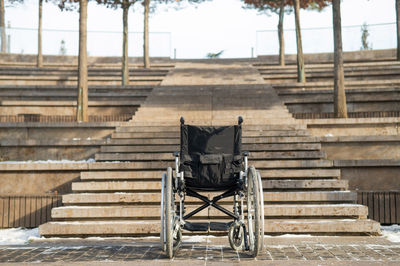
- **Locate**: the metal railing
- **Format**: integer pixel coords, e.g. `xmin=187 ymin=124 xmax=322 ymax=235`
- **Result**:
xmin=256 ymin=22 xmax=396 ymax=56
xmin=0 ymin=27 xmax=171 ymax=57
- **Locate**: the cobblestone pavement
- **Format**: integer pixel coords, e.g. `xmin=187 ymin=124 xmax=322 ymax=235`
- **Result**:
xmin=0 ymin=236 xmax=400 ymax=265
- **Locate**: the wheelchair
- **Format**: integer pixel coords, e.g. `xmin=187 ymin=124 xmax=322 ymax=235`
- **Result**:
xmin=160 ymin=117 xmax=264 ymax=258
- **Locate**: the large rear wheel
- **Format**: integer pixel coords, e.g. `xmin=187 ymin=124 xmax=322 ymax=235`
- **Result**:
xmin=165 ymin=167 xmax=174 ymax=258
xmin=160 ymin=173 xmax=167 ymax=252
xmin=165 ymin=167 xmax=181 ymax=258
xmin=257 ymin=170 xmax=265 ymax=251
xmin=246 ymin=166 xmax=262 ymax=257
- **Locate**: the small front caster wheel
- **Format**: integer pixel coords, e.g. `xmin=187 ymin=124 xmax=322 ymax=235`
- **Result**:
xmin=228 ymin=222 xmax=244 ymax=251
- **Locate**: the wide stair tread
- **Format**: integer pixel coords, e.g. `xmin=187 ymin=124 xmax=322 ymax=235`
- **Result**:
xmin=79 ymin=169 xmax=339 ymax=181
xmin=71 ymin=179 xmax=347 ymax=192
xmin=39 ymin=220 xmax=160 ymax=237
xmin=264 ymin=219 xmax=380 ymax=234
xmin=62 ymin=191 xmax=357 ymax=205
xmin=95 ymin=151 xmax=326 ymax=161
xmin=100 ymin=143 xmax=321 ymax=152
xmin=39 ymin=219 xmax=380 ymax=237
xmin=116 ymin=124 xmax=307 ymax=132
xmin=51 ymin=204 xmax=368 ymax=219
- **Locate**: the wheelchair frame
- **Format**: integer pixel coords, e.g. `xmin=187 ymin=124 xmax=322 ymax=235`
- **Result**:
xmin=160 ymin=117 xmax=264 ymax=258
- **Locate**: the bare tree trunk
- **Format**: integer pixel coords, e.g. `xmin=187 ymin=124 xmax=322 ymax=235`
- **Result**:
xmin=332 ymin=0 xmax=347 ymax=118
xmin=143 ymin=0 xmax=150 ymax=68
xmin=77 ymin=0 xmax=88 ymax=122
xmin=278 ymin=0 xmax=285 ymax=66
xmin=122 ymin=1 xmax=129 ymax=85
xmin=0 ymin=0 xmax=5 ymax=53
xmin=397 ymin=0 xmax=400 ymax=60
xmin=37 ymin=0 xmax=43 ymax=67
xmin=293 ymin=0 xmax=305 ymax=83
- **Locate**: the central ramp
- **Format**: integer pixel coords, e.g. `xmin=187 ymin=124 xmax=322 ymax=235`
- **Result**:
xmin=132 ymin=62 xmax=295 ymax=125
xmin=39 ymin=62 xmax=380 ymax=237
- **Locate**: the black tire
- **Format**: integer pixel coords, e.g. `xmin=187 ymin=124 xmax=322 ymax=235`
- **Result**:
xmin=257 ymin=170 xmax=265 ymax=251
xmin=246 ymin=166 xmax=262 ymax=257
xmin=228 ymin=222 xmax=244 ymax=251
xmin=165 ymin=167 xmax=174 ymax=258
xmin=160 ymin=173 xmax=166 ymax=252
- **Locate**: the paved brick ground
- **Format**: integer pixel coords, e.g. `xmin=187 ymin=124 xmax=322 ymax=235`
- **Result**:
xmin=0 ymin=236 xmax=400 ymax=265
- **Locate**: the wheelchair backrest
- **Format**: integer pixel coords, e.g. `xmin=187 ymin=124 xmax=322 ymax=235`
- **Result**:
xmin=180 ymin=124 xmax=242 ymax=190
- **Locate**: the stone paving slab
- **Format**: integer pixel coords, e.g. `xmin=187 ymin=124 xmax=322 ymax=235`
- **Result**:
xmin=0 ymin=236 xmax=399 ymax=265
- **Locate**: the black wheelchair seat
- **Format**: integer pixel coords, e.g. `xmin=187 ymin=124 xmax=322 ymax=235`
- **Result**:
xmin=179 ymin=125 xmax=242 ymax=191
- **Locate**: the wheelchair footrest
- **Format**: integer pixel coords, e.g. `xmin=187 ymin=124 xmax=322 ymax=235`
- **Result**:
xmin=183 ymin=221 xmax=233 ymax=232
xmin=183 ymin=221 xmax=209 ymax=232
xmin=210 ymin=222 xmax=232 ymax=231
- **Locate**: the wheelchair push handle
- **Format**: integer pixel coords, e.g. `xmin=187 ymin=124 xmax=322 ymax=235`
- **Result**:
xmin=238 ymin=116 xmax=243 ymax=125
xmin=180 ymin=117 xmax=185 ymax=125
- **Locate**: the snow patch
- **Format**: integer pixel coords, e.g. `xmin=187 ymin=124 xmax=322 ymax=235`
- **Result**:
xmin=0 ymin=228 xmax=41 ymax=245
xmin=184 ymin=235 xmax=208 ymax=242
xmin=264 ymin=234 xmax=312 ymax=238
xmin=381 ymin=225 xmax=400 ymax=243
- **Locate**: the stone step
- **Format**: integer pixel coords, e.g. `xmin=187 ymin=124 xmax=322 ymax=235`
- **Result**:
xmin=106 ymin=137 xmax=320 ymax=145
xmin=39 ymin=220 xmax=160 ymax=237
xmin=263 ymin=180 xmax=348 ymax=190
xmin=0 ymin=100 xmax=143 ymax=107
xmin=101 ymin=145 xmax=180 ymax=153
xmin=87 ymin=159 xmax=332 ymax=169
xmin=116 ymin=124 xmax=307 ymax=132
xmin=259 ymin=68 xmax=400 ymax=75
xmin=95 ymin=151 xmax=326 ymax=161
xmin=38 ymin=218 xmax=380 ymax=237
xmin=101 ymin=143 xmax=321 ymax=152
xmin=253 ymin=160 xmax=333 ymax=169
xmin=210 ymin=204 xmax=367 ymax=218
xmin=264 ymin=219 xmax=380 ymax=234
xmin=51 ymin=204 xmax=367 ymax=220
xmin=62 ymin=191 xmax=357 ymax=205
xmin=260 ymin=169 xmax=340 ymax=179
xmin=80 ymin=169 xmax=338 ymax=181
xmin=135 ymin=110 xmax=292 ymax=117
xmin=71 ymin=178 xmax=345 ymax=192
xmin=80 ymin=171 xmax=164 ymax=180
xmin=112 ymin=137 xmax=320 ymax=145
xmin=264 ymin=191 xmax=356 ymax=202
xmin=51 ymin=205 xmax=209 ymax=220
xmin=110 ymin=130 xmax=310 ymax=139
xmin=256 ymin=61 xmax=400 ymax=69
xmin=281 ymin=94 xmax=400 ymax=103
xmin=71 ymin=181 xmax=162 ymax=192
xmin=128 ymin=119 xmax=298 ymax=126
xmin=259 ymin=69 xmax=400 ymax=77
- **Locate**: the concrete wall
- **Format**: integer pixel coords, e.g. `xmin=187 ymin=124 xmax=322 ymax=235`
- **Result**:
xmin=0 ymin=54 xmax=172 ymax=65
xmin=0 ymin=49 xmax=395 ymax=65
xmin=0 ymin=123 xmax=119 ymax=140
xmin=320 ymin=136 xmax=400 ymax=160
xmin=258 ymin=49 xmax=396 ymax=64
xmin=340 ymin=166 xmax=400 ymax=191
xmin=305 ymin=118 xmax=400 ymax=137
xmin=0 ymin=171 xmax=80 ymax=195
xmin=0 ymin=123 xmax=118 ymax=161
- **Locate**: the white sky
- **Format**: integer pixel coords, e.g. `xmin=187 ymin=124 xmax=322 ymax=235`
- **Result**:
xmin=5 ymin=0 xmax=397 ymax=58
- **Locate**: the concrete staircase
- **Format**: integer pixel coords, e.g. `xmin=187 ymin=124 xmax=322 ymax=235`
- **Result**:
xmin=0 ymin=65 xmax=172 ymax=86
xmin=255 ymin=61 xmax=400 ymax=83
xmin=39 ymin=62 xmax=380 ymax=237
xmin=253 ymin=61 xmax=400 ymax=119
